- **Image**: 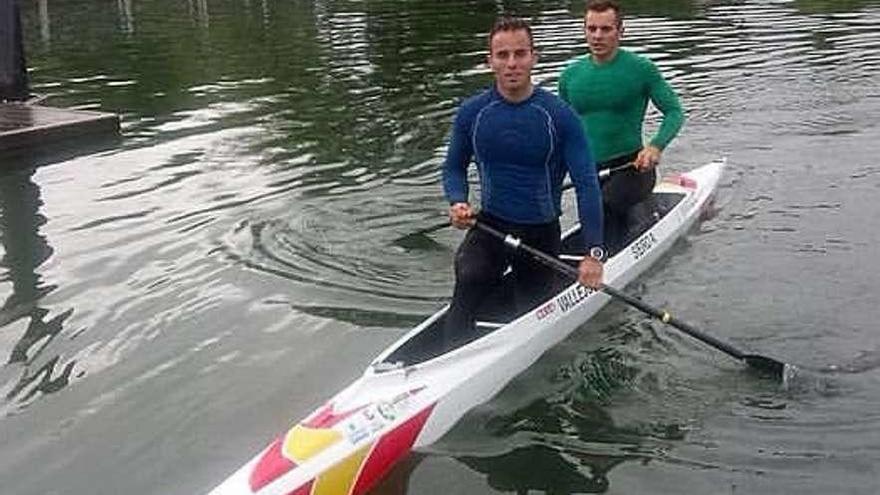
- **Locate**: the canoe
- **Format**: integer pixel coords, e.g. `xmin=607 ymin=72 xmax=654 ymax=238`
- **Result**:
xmin=207 ymin=159 xmax=725 ymax=495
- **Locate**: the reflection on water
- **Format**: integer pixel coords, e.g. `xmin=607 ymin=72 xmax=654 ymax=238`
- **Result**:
xmin=426 ymin=343 xmax=689 ymax=492
xmin=0 ymin=169 xmax=52 ymax=327
xmin=795 ymin=0 xmax=880 ymax=14
xmin=0 ymin=167 xmax=76 ymax=402
xmin=1 ymin=1 xmax=880 ymax=494
xmin=460 ymin=443 xmax=625 ymax=494
xmin=0 ymin=170 xmax=54 ymax=354
xmin=36 ymin=0 xmax=50 ymax=46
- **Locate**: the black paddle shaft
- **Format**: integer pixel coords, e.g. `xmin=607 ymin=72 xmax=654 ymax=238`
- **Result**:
xmin=473 ymin=220 xmax=787 ymax=378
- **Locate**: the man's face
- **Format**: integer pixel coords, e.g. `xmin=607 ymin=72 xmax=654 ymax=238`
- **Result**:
xmin=585 ymin=9 xmax=622 ymax=61
xmin=488 ymin=29 xmax=536 ymax=95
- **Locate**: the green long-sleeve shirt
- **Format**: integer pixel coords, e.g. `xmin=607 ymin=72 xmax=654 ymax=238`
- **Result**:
xmin=558 ymin=49 xmax=684 ymax=164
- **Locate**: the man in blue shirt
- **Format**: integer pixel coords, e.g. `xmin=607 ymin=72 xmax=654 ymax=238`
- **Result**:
xmin=442 ymin=16 xmax=605 ymax=347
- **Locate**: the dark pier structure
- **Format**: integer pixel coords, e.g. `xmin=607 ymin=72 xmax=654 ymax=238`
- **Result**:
xmin=1 ymin=0 xmax=118 ymax=154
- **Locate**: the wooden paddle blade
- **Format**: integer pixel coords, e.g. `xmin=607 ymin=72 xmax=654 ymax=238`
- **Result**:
xmin=743 ymin=354 xmax=787 ymax=378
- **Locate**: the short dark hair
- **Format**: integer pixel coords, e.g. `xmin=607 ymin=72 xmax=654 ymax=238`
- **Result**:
xmin=586 ymin=0 xmax=623 ymax=28
xmin=488 ymin=16 xmax=534 ymax=52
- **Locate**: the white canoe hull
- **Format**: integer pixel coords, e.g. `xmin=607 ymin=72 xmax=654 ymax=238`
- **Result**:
xmin=208 ymin=160 xmax=725 ymax=495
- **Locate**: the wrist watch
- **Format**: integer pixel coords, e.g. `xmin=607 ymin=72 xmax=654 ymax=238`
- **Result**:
xmin=589 ymin=246 xmax=606 ymax=261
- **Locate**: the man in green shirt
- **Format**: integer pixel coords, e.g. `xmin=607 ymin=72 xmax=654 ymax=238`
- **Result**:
xmin=559 ymin=0 xmax=684 ymax=252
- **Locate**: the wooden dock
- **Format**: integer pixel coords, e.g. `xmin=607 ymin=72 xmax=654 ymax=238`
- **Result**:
xmin=0 ymin=103 xmax=119 ymax=152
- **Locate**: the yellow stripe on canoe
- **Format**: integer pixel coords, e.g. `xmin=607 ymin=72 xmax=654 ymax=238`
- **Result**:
xmin=283 ymin=425 xmax=342 ymax=463
xmin=310 ymin=445 xmax=372 ymax=495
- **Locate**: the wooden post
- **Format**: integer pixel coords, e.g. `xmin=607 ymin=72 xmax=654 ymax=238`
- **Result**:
xmin=1 ymin=0 xmax=29 ymax=101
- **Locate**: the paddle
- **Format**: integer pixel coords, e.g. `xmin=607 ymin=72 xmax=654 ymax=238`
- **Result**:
xmin=392 ymin=163 xmax=634 ymax=248
xmin=472 ymin=220 xmax=790 ymax=380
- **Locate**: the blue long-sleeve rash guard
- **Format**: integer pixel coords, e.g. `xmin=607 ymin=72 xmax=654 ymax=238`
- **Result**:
xmin=443 ymin=86 xmax=604 ymax=249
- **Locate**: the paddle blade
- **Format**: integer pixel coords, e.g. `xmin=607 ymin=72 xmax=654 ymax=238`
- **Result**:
xmin=743 ymin=354 xmax=787 ymax=379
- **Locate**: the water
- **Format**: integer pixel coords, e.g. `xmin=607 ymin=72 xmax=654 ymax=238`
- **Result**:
xmin=2 ymin=0 xmax=879 ymax=493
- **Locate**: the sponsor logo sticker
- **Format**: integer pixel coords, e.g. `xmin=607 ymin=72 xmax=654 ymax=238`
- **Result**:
xmin=630 ymin=232 xmax=657 ymax=261
xmin=556 ymin=284 xmax=593 ymax=313
xmin=536 ymin=300 xmax=556 ymax=320
xmin=340 ymin=388 xmax=421 ymax=444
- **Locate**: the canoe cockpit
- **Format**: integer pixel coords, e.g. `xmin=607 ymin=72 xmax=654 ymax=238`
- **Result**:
xmin=379 ymin=191 xmax=686 ymax=368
